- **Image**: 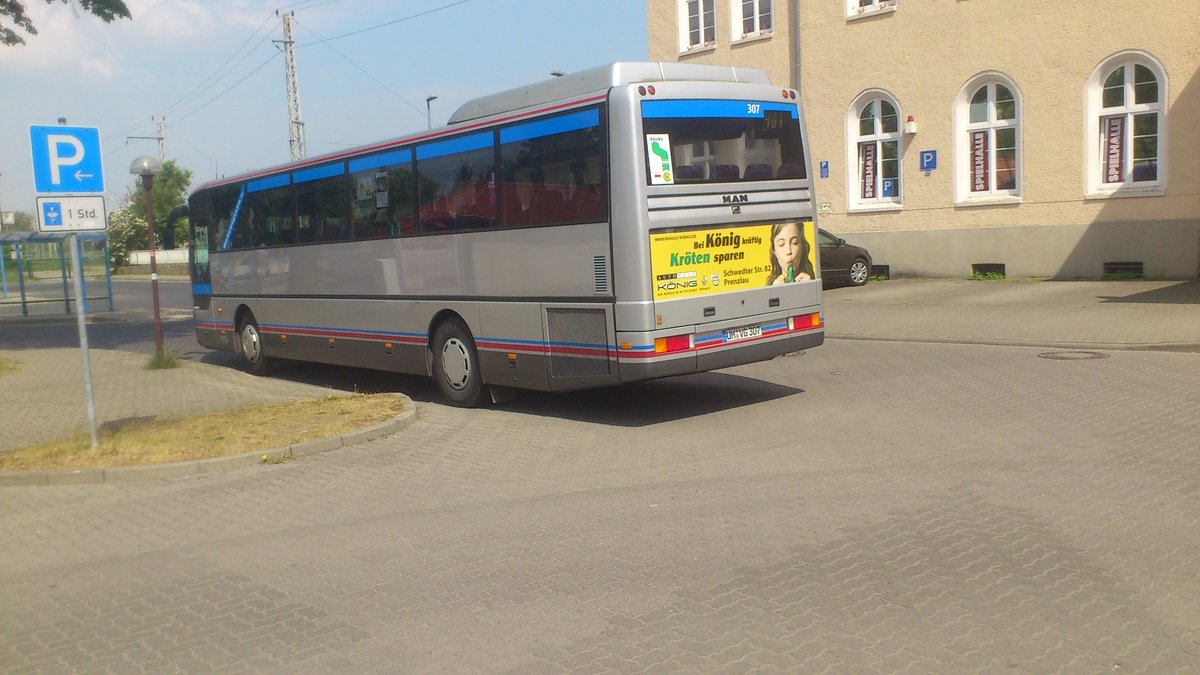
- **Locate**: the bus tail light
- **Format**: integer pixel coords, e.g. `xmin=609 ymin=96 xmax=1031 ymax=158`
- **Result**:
xmin=791 ymin=313 xmax=822 ymax=330
xmin=654 ymin=334 xmax=691 ymax=354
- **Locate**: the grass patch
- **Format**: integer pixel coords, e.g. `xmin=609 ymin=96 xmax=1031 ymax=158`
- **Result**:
xmin=867 ymin=274 xmax=890 ymax=282
xmin=1102 ymin=271 xmax=1142 ymax=281
xmin=145 ymin=350 xmax=182 ymax=370
xmin=970 ymin=271 xmax=1007 ymax=281
xmin=0 ymin=358 xmax=17 ymax=378
xmin=0 ymin=394 xmax=404 ymax=471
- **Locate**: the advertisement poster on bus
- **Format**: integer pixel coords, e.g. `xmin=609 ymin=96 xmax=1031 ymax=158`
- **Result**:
xmin=646 ymin=134 xmax=674 ymax=185
xmin=649 ymin=221 xmax=815 ymax=300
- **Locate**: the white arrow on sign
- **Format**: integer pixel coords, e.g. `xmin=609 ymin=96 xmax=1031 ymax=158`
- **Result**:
xmin=74 ymin=170 xmax=94 ymax=181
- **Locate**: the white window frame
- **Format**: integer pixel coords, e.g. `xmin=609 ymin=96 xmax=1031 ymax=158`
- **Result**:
xmin=1084 ymin=51 xmax=1167 ymax=198
xmin=731 ymin=0 xmax=773 ymax=43
xmin=846 ymin=0 xmax=897 ymax=20
xmin=954 ymin=72 xmax=1022 ymax=205
xmin=846 ymin=91 xmax=904 ymax=212
xmin=678 ymin=0 xmax=717 ymax=54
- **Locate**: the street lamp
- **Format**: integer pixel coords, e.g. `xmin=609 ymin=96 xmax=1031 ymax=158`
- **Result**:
xmin=425 ymin=95 xmax=437 ymax=130
xmin=130 ymin=155 xmax=165 ymax=357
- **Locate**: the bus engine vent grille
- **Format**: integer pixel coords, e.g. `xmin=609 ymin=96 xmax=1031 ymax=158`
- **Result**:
xmin=593 ymin=256 xmax=609 ymax=294
xmin=547 ymin=308 xmax=610 ymax=378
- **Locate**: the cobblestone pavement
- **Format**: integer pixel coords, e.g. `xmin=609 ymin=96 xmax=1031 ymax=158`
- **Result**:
xmin=2 ymin=339 xmax=1198 ymax=672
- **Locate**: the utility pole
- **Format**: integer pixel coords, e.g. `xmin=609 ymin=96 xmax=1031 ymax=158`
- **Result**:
xmin=126 ymin=116 xmax=166 ymax=162
xmin=278 ymin=11 xmax=306 ymax=161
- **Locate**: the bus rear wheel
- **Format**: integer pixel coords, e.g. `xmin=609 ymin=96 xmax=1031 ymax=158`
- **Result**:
xmin=237 ymin=312 xmax=271 ymax=376
xmin=432 ymin=318 xmax=487 ymax=408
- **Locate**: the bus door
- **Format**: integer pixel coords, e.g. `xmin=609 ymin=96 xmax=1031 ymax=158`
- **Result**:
xmin=186 ymin=200 xmax=218 ymax=347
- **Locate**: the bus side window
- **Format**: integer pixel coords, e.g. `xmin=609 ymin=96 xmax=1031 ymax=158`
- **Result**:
xmin=352 ymin=163 xmax=414 ymax=238
xmin=498 ymin=107 xmax=606 ymax=228
xmin=296 ymin=173 xmax=350 ymax=243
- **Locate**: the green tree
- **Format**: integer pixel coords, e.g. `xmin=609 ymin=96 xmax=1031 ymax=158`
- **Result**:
xmin=2 ymin=0 xmax=131 ymax=46
xmin=128 ymin=159 xmax=191 ymax=249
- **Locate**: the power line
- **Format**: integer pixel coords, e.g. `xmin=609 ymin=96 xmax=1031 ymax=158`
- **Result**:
xmin=296 ymin=0 xmax=471 ymax=46
xmin=291 ymin=16 xmax=426 ymax=121
xmin=171 ymin=52 xmax=283 ymax=126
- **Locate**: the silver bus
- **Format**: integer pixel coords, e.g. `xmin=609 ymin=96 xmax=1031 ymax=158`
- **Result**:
xmin=187 ymin=61 xmax=823 ymax=406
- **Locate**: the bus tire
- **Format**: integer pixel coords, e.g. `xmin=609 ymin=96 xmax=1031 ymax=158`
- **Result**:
xmin=237 ymin=312 xmax=272 ymax=376
xmin=432 ymin=318 xmax=487 ymax=408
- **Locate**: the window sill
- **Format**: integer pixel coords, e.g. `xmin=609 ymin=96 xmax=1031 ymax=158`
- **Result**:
xmin=679 ymin=44 xmax=716 ymax=58
xmin=956 ymin=195 xmax=1022 ymax=208
xmin=847 ymin=201 xmax=902 ymax=214
xmin=1085 ymin=185 xmax=1166 ymax=200
xmin=846 ymin=4 xmax=897 ymax=22
xmin=732 ymin=31 xmax=773 ymax=46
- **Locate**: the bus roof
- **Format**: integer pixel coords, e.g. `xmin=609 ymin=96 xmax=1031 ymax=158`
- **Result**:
xmin=447 ymin=61 xmax=772 ymax=125
xmin=192 ymin=61 xmax=773 ymax=194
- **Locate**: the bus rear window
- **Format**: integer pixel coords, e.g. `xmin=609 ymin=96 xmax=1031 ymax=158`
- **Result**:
xmin=641 ymin=99 xmax=806 ymax=184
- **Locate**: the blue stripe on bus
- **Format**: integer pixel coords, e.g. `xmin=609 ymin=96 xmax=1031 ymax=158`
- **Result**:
xmin=416 ymin=132 xmax=492 ymax=160
xmin=293 ymin=162 xmax=346 ymax=184
xmin=246 ymin=173 xmax=290 ymax=194
xmin=499 ymin=108 xmax=600 ymax=144
xmin=640 ymin=99 xmax=798 ymax=119
xmin=192 ymin=283 xmax=212 ymax=295
xmin=220 ymin=185 xmax=248 ymax=251
xmin=348 ymin=148 xmax=412 ymax=173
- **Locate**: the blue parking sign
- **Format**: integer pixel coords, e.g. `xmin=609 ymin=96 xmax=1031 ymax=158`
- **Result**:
xmin=30 ymin=126 xmax=105 ymax=194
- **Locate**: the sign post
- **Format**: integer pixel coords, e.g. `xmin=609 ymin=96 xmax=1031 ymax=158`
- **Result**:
xmin=30 ymin=124 xmax=106 ymax=448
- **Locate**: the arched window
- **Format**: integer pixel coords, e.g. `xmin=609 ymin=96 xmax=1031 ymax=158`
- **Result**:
xmin=955 ymin=74 xmax=1021 ymax=202
xmin=1085 ymin=52 xmax=1167 ymax=196
xmin=847 ymin=93 xmax=903 ymax=210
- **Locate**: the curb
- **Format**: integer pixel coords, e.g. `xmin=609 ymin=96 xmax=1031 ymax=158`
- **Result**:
xmin=826 ymin=333 xmax=1200 ymax=354
xmin=0 ymin=395 xmax=416 ymax=487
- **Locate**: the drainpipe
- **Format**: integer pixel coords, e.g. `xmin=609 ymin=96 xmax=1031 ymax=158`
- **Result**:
xmin=789 ymin=0 xmax=801 ymax=93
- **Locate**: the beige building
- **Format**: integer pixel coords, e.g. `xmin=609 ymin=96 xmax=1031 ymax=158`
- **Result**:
xmin=648 ymin=0 xmax=1200 ymax=279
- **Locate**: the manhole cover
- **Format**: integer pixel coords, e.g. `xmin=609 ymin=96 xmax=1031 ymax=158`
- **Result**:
xmin=1037 ymin=350 xmax=1110 ymax=361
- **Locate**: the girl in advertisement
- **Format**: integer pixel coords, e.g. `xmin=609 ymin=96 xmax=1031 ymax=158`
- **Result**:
xmin=766 ymin=221 xmax=815 ymax=285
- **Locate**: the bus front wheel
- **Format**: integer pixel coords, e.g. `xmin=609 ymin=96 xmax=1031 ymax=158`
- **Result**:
xmin=432 ymin=319 xmax=486 ymax=408
xmin=238 ymin=312 xmax=272 ymax=376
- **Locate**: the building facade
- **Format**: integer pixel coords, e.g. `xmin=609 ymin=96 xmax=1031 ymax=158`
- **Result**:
xmin=648 ymin=0 xmax=1200 ymax=279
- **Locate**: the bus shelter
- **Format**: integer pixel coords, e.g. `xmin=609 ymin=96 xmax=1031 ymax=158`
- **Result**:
xmin=0 ymin=231 xmax=114 ymax=316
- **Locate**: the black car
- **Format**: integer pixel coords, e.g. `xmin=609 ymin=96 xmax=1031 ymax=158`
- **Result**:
xmin=818 ymin=228 xmax=872 ymax=287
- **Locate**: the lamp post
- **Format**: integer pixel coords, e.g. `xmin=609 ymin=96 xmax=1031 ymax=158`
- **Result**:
xmin=425 ymin=95 xmax=438 ymax=130
xmin=130 ymin=155 xmax=165 ymax=357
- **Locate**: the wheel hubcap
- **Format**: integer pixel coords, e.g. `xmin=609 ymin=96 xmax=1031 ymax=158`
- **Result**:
xmin=440 ymin=338 xmax=471 ymax=390
xmin=242 ymin=325 xmax=261 ymax=363
xmin=850 ymin=263 xmax=868 ymax=283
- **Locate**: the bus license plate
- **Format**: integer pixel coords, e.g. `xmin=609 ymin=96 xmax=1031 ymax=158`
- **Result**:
xmin=723 ymin=324 xmax=762 ymax=343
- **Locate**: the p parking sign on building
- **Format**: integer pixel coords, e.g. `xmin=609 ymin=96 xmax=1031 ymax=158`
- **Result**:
xmin=30 ymin=125 xmax=105 ymax=194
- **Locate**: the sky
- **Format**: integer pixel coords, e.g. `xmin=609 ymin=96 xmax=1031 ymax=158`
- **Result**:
xmin=0 ymin=0 xmax=648 ymax=220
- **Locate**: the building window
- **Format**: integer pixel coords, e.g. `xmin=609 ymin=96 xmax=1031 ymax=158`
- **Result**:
xmin=1085 ymin=52 xmax=1167 ymax=196
xmin=733 ymin=0 xmax=772 ymax=41
xmin=955 ymin=74 xmax=1021 ymax=203
xmin=847 ymin=0 xmax=896 ymax=18
xmin=679 ymin=0 xmax=716 ymax=52
xmin=847 ymin=94 xmax=902 ymax=210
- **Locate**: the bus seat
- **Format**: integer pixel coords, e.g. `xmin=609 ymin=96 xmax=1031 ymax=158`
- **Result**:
xmin=675 ymin=164 xmax=703 ymax=180
xmin=777 ymin=163 xmax=804 ymax=179
xmin=713 ymin=164 xmax=740 ymax=181
xmin=744 ymin=163 xmax=774 ymax=181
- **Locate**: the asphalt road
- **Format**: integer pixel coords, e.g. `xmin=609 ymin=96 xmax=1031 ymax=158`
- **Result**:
xmin=2 ymin=322 xmax=1198 ymax=671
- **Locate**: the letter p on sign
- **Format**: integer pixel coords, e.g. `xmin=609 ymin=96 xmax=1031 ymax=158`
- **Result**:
xmin=30 ymin=125 xmax=106 ymax=194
